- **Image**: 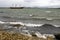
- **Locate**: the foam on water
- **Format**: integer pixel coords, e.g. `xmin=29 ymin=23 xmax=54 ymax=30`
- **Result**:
xmin=8 ymin=22 xmax=43 ymax=27
xmin=45 ymin=11 xmax=52 ymax=13
xmin=24 ymin=23 xmax=43 ymax=27
xmin=0 ymin=21 xmax=60 ymax=27
xmin=0 ymin=21 xmax=5 ymax=24
xmin=9 ymin=22 xmax=24 ymax=25
xmin=0 ymin=21 xmax=43 ymax=27
xmin=53 ymin=25 xmax=60 ymax=27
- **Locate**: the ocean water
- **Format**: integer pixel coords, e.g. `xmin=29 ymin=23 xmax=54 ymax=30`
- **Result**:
xmin=0 ymin=8 xmax=60 ymax=33
xmin=0 ymin=8 xmax=60 ymax=25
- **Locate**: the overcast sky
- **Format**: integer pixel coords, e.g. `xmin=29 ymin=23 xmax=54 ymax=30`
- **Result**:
xmin=0 ymin=0 xmax=60 ymax=8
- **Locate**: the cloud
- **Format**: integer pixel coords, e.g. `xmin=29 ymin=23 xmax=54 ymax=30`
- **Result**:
xmin=0 ymin=0 xmax=24 ymax=7
xmin=23 ymin=0 xmax=60 ymax=7
xmin=0 ymin=0 xmax=60 ymax=8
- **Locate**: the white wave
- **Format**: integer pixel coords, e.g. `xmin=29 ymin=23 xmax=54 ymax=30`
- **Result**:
xmin=24 ymin=23 xmax=43 ymax=27
xmin=0 ymin=21 xmax=5 ymax=24
xmin=3 ymin=21 xmax=43 ymax=27
xmin=0 ymin=21 xmax=43 ymax=27
xmin=46 ymin=18 xmax=53 ymax=20
xmin=8 ymin=22 xmax=25 ymax=25
xmin=53 ymin=25 xmax=60 ymax=27
xmin=0 ymin=21 xmax=60 ymax=27
xmin=45 ymin=11 xmax=52 ymax=13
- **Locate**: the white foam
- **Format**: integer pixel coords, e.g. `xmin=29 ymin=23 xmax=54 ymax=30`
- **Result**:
xmin=9 ymin=22 xmax=25 ymax=25
xmin=45 ymin=11 xmax=52 ymax=13
xmin=54 ymin=25 xmax=60 ymax=27
xmin=29 ymin=14 xmax=33 ymax=17
xmin=24 ymin=23 xmax=43 ymax=27
xmin=0 ymin=21 xmax=5 ymax=24
xmin=0 ymin=21 xmax=60 ymax=27
xmin=6 ymin=22 xmax=43 ymax=27
xmin=46 ymin=18 xmax=53 ymax=20
xmin=0 ymin=21 xmax=42 ymax=27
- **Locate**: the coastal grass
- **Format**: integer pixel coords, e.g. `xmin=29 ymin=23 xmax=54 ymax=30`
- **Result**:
xmin=0 ymin=31 xmax=55 ymax=40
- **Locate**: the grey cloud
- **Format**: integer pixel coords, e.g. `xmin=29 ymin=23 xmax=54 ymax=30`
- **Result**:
xmin=0 ymin=0 xmax=60 ymax=8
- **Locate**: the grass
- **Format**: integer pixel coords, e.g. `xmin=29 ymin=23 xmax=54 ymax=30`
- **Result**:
xmin=0 ymin=30 xmax=55 ymax=40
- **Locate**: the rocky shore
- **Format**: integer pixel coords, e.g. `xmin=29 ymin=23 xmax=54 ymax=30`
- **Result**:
xmin=0 ymin=31 xmax=55 ymax=40
xmin=0 ymin=21 xmax=60 ymax=40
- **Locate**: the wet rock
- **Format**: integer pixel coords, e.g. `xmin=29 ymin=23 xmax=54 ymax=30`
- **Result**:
xmin=54 ymin=34 xmax=60 ymax=40
xmin=41 ymin=24 xmax=55 ymax=27
xmin=11 ymin=24 xmax=22 ymax=27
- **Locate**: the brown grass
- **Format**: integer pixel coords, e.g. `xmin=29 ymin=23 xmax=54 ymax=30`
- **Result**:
xmin=0 ymin=31 xmax=55 ymax=40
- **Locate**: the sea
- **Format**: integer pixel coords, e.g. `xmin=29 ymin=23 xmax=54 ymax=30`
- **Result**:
xmin=0 ymin=8 xmax=60 ymax=34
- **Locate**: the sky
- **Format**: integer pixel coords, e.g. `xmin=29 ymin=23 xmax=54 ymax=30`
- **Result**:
xmin=0 ymin=0 xmax=60 ymax=8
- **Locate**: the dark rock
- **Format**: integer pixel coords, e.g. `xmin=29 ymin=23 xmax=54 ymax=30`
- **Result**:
xmin=10 ymin=24 xmax=23 ymax=27
xmin=31 ymin=32 xmax=37 ymax=37
xmin=54 ymin=34 xmax=60 ymax=40
xmin=41 ymin=24 xmax=55 ymax=28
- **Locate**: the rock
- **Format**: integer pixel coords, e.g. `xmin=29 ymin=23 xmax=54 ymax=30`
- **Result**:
xmin=54 ymin=33 xmax=60 ymax=40
xmin=41 ymin=24 xmax=55 ymax=27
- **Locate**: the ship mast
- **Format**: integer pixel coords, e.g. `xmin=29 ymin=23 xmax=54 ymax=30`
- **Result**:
xmin=12 ymin=3 xmax=18 ymax=7
xmin=10 ymin=3 xmax=24 ymax=9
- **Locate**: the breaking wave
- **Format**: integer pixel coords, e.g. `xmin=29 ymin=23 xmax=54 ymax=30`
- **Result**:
xmin=0 ymin=21 xmax=60 ymax=27
xmin=0 ymin=21 xmax=43 ymax=27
